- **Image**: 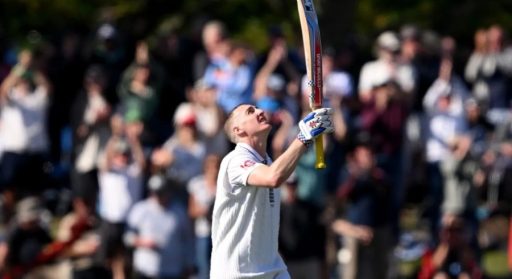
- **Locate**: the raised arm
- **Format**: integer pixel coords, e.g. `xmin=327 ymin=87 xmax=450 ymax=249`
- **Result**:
xmin=248 ymin=108 xmax=333 ymax=188
xmin=253 ymin=44 xmax=285 ymax=100
xmin=0 ymin=67 xmax=22 ymax=102
xmin=248 ymin=138 xmax=307 ymax=188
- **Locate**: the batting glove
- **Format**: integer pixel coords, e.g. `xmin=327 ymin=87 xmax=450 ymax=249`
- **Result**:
xmin=297 ymin=108 xmax=334 ymax=146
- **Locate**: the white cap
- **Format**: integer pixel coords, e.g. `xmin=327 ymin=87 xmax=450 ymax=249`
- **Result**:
xmin=173 ymin=102 xmax=196 ymax=126
xmin=148 ymin=174 xmax=165 ymax=192
xmin=377 ymin=31 xmax=400 ymax=52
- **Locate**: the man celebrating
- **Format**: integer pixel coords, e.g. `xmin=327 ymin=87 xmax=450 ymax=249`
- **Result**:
xmin=210 ymin=104 xmax=333 ymax=279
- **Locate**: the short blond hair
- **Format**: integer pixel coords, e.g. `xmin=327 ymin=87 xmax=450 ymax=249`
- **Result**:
xmin=223 ymin=104 xmax=244 ymax=143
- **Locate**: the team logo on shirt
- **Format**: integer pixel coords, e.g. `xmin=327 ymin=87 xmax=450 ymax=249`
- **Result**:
xmin=240 ymin=160 xmax=256 ymax=168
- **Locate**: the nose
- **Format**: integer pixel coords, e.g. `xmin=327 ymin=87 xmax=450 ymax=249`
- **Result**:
xmin=255 ymin=107 xmax=265 ymax=115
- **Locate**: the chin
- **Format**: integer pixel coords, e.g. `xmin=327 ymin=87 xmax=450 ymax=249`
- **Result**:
xmin=262 ymin=122 xmax=272 ymax=131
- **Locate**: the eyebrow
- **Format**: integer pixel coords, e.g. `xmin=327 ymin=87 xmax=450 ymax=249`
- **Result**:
xmin=245 ymin=105 xmax=256 ymax=114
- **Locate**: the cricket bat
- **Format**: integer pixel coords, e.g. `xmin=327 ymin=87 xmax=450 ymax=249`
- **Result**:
xmin=297 ymin=0 xmax=326 ymax=169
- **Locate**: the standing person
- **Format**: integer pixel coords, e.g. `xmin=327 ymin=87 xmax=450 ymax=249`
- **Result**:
xmin=0 ymin=49 xmax=52 ymax=199
xmin=70 ymin=65 xmax=111 ymax=208
xmin=125 ymin=174 xmax=195 ymax=279
xmin=423 ymin=40 xmax=469 ymax=243
xmin=187 ymin=154 xmax=220 ymax=279
xmin=151 ymin=103 xmax=207 ymax=192
xmin=96 ymin=118 xmax=146 ymax=279
xmin=210 ymin=104 xmax=334 ymax=279
xmin=202 ymin=41 xmax=255 ymax=114
xmin=358 ymin=31 xmax=416 ymax=104
xmin=464 ymin=25 xmax=512 ymax=121
xmin=192 ymin=20 xmax=229 ymax=81
xmin=331 ymin=135 xmax=393 ymax=279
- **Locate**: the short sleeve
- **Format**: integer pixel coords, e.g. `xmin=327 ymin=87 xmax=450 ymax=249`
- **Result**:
xmin=226 ymin=154 xmax=264 ymax=192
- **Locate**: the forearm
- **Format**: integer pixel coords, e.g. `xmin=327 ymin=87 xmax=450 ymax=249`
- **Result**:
xmin=249 ymin=139 xmax=306 ymax=188
xmin=0 ymin=71 xmax=19 ymax=99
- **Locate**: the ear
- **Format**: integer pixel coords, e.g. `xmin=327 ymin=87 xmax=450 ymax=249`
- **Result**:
xmin=233 ymin=125 xmax=246 ymax=139
xmin=233 ymin=126 xmax=241 ymax=137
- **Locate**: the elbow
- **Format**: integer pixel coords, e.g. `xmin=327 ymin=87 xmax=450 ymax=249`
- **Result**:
xmin=268 ymin=173 xmax=286 ymax=188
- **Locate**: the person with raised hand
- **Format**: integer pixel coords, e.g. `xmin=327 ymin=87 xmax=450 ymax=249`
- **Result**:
xmin=210 ymin=104 xmax=333 ymax=279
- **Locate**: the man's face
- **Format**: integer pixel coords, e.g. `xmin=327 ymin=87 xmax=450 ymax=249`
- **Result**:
xmin=232 ymin=105 xmax=271 ymax=139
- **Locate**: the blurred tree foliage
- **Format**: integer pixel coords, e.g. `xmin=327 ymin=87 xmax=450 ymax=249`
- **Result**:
xmin=1 ymin=0 xmax=511 ymax=54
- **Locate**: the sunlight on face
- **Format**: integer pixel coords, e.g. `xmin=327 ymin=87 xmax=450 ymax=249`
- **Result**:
xmin=232 ymin=104 xmax=271 ymax=139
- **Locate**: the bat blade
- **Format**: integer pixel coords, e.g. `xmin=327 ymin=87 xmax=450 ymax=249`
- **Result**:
xmin=297 ymin=0 xmax=326 ymax=169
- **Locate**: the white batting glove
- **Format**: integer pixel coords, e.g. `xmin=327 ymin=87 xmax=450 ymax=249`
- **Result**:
xmin=297 ymin=108 xmax=334 ymax=146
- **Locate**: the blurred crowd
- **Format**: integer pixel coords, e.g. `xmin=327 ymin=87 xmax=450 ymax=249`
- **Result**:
xmin=0 ymin=16 xmax=511 ymax=279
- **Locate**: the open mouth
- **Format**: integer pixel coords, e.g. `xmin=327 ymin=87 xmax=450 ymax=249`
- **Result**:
xmin=257 ymin=114 xmax=268 ymax=123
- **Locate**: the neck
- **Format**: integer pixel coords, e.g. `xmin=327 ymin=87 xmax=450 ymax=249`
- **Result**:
xmin=240 ymin=136 xmax=267 ymax=158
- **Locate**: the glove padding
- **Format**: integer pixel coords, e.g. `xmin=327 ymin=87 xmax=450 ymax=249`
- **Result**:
xmin=298 ymin=108 xmax=334 ymax=141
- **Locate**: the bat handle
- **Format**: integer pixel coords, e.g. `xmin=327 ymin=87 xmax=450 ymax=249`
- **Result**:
xmin=314 ymin=135 xmax=326 ymax=169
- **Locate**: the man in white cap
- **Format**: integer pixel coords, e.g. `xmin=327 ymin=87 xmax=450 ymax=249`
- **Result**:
xmin=358 ymin=31 xmax=416 ymax=103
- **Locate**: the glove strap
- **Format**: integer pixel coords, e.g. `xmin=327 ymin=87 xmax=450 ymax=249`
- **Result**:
xmin=297 ymin=131 xmax=313 ymax=148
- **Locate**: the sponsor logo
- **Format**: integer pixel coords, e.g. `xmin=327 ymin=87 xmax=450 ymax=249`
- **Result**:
xmin=240 ymin=160 xmax=256 ymax=168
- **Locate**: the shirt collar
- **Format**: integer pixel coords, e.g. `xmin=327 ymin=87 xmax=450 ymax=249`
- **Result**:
xmin=236 ymin=143 xmax=268 ymax=163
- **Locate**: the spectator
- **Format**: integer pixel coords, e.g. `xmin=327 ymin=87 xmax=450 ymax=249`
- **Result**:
xmin=125 ymin=174 xmax=195 ymax=279
xmin=118 ymin=41 xmax=166 ymax=146
xmin=56 ymin=197 xmax=107 ymax=279
xmin=358 ymin=79 xmax=409 ymax=238
xmin=465 ymin=25 xmax=512 ymax=121
xmin=464 ymin=28 xmax=489 ymax=104
xmin=87 ymin=22 xmax=128 ymax=104
xmin=193 ymin=20 xmax=229 ymax=81
xmin=0 ymin=197 xmax=56 ymax=278
xmin=399 ymin=25 xmax=439 ymax=113
xmin=254 ymin=39 xmax=301 ymax=122
xmin=423 ymin=49 xmax=469 ymax=242
xmin=332 ymin=135 xmax=393 ymax=279
xmin=187 ymin=154 xmax=220 ymax=279
xmin=96 ymin=118 xmax=145 ymax=279
xmin=117 ymin=62 xmax=158 ymax=146
xmin=418 ymin=214 xmax=482 ymax=279
xmin=358 ymin=31 xmax=416 ymax=104
xmin=70 ymin=65 xmax=111 ymax=207
xmin=202 ymin=40 xmax=255 ymax=114
xmin=255 ymin=25 xmax=304 ymax=85
xmin=0 ymin=49 xmax=51 ymax=199
xmin=188 ymin=79 xmax=228 ymax=156
xmin=151 ymin=103 xmax=206 ymax=190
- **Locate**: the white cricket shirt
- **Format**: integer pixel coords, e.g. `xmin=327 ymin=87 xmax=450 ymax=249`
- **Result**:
xmin=210 ymin=143 xmax=289 ymax=279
